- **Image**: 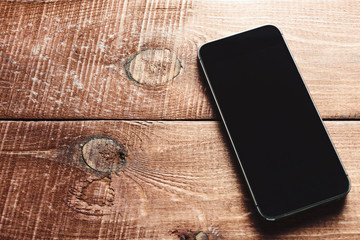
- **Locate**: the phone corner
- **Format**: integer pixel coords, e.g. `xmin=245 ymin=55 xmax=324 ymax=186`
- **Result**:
xmin=344 ymin=175 xmax=351 ymax=196
xmin=255 ymin=206 xmax=277 ymax=222
xmin=339 ymin=166 xmax=352 ymax=198
xmin=262 ymin=24 xmax=282 ymax=34
xmin=197 ymin=42 xmax=208 ymax=61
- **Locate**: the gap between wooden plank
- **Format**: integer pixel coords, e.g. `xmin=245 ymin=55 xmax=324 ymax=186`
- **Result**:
xmin=0 ymin=118 xmax=359 ymax=122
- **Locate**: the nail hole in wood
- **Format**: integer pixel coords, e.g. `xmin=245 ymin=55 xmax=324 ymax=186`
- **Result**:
xmin=124 ymin=49 xmax=182 ymax=87
xmin=81 ymin=138 xmax=126 ymax=173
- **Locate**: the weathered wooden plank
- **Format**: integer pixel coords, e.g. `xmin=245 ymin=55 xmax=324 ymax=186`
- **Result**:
xmin=0 ymin=120 xmax=359 ymax=239
xmin=0 ymin=0 xmax=359 ymax=119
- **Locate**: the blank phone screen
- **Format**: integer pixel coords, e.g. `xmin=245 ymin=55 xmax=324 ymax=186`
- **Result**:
xmin=199 ymin=25 xmax=350 ymax=220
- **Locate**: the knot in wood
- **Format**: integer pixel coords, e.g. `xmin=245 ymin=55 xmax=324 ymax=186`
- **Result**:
xmin=194 ymin=231 xmax=208 ymax=240
xmin=124 ymin=49 xmax=182 ymax=86
xmin=81 ymin=138 xmax=126 ymax=173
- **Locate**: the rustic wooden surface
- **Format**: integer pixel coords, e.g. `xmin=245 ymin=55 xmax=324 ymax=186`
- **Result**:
xmin=0 ymin=121 xmax=359 ymax=239
xmin=1 ymin=0 xmax=360 ymax=239
xmin=0 ymin=0 xmax=360 ymax=119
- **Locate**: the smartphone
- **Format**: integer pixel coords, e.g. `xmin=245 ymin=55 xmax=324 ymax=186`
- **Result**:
xmin=198 ymin=25 xmax=350 ymax=221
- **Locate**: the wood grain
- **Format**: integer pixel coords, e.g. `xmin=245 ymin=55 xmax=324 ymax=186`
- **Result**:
xmin=0 ymin=0 xmax=359 ymax=119
xmin=0 ymin=120 xmax=359 ymax=239
xmin=1 ymin=1 xmax=360 ymax=239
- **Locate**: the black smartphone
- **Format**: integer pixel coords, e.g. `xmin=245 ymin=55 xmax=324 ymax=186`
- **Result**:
xmin=198 ymin=25 xmax=350 ymax=221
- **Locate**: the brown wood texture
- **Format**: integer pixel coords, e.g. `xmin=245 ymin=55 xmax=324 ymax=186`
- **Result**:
xmin=1 ymin=0 xmax=360 ymax=119
xmin=1 ymin=0 xmax=360 ymax=239
xmin=0 ymin=121 xmax=359 ymax=239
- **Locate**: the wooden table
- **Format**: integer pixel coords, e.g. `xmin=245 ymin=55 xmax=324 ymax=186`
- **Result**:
xmin=1 ymin=0 xmax=359 ymax=239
